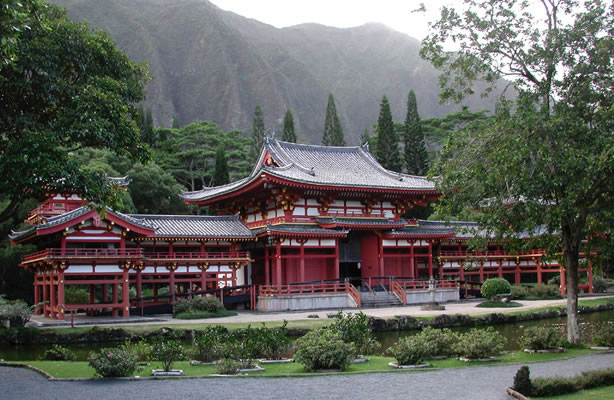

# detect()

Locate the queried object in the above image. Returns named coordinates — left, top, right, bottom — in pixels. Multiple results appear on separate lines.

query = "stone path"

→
left=30, top=295, right=612, bottom=328
left=2, top=353, right=614, bottom=399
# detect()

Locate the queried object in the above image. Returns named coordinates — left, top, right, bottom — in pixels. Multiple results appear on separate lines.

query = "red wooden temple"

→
left=11, top=139, right=593, bottom=319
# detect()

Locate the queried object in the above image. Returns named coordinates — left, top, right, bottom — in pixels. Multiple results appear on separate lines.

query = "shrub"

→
left=510, top=285, right=529, bottom=299
left=250, top=322, right=291, bottom=360
left=520, top=326, right=566, bottom=350
left=452, top=327, right=506, bottom=359
left=530, top=284, right=560, bottom=298
left=0, top=296, right=37, bottom=327
left=151, top=340, right=185, bottom=371
left=531, top=376, right=578, bottom=397
left=513, top=366, right=532, bottom=396
left=88, top=347, right=138, bottom=377
left=480, top=278, right=511, bottom=300
left=193, top=326, right=228, bottom=362
left=124, top=340, right=151, bottom=362
left=548, top=275, right=561, bottom=286
left=388, top=335, right=426, bottom=366
left=172, top=298, right=192, bottom=315
left=417, top=327, right=457, bottom=358
left=44, top=345, right=76, bottom=361
left=593, top=322, right=614, bottom=347
left=64, top=286, right=90, bottom=304
left=294, top=328, right=355, bottom=371
left=216, top=358, right=241, bottom=375
left=330, top=311, right=380, bottom=355
left=173, top=295, right=224, bottom=316
left=592, top=276, right=610, bottom=293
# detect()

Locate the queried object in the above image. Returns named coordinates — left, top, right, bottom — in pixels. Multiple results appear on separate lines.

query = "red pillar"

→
left=111, top=279, right=118, bottom=317
left=122, top=267, right=130, bottom=318
left=587, top=262, right=594, bottom=294
left=560, top=267, right=567, bottom=295
left=409, top=242, right=415, bottom=278
left=333, top=238, right=340, bottom=280
left=427, top=241, right=433, bottom=278
left=43, top=271, right=50, bottom=317
left=275, top=240, right=282, bottom=285
left=169, top=266, right=176, bottom=303
left=200, top=266, right=207, bottom=291
left=515, top=266, right=521, bottom=284
left=537, top=262, right=543, bottom=284
left=378, top=236, right=384, bottom=277
left=299, top=243, right=305, bottom=283
left=57, top=269, right=65, bottom=320
left=33, top=273, right=40, bottom=314
left=49, top=271, right=57, bottom=319
left=264, top=244, right=270, bottom=285
left=136, top=269, right=142, bottom=299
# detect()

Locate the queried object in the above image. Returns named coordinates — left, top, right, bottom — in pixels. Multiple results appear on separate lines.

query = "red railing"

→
left=143, top=251, right=250, bottom=260
left=439, top=249, right=547, bottom=258
left=259, top=282, right=351, bottom=297
left=22, top=249, right=251, bottom=264
left=27, top=202, right=82, bottom=219
left=391, top=280, right=407, bottom=305
left=392, top=278, right=458, bottom=290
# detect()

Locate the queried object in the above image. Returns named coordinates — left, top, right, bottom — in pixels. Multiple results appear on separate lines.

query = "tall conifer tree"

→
left=404, top=90, right=429, bottom=175
left=250, top=105, right=265, bottom=161
left=213, top=144, right=230, bottom=186
left=375, top=95, right=401, bottom=172
left=282, top=109, right=297, bottom=142
left=322, top=94, right=344, bottom=146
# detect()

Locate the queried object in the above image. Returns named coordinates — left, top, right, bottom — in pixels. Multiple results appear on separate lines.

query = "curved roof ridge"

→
left=130, top=214, right=241, bottom=221
left=357, top=146, right=407, bottom=181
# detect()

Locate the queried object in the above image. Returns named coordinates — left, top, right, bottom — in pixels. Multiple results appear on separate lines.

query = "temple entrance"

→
left=339, top=262, right=360, bottom=286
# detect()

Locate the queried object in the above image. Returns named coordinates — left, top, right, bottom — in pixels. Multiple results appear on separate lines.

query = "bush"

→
left=88, top=346, right=138, bottom=377
left=513, top=366, right=532, bottom=396
left=593, top=322, right=614, bottom=347
left=294, top=328, right=355, bottom=371
left=531, top=376, right=578, bottom=397
left=520, top=326, right=566, bottom=350
left=510, top=285, right=529, bottom=299
left=151, top=340, right=185, bottom=371
left=388, top=335, right=426, bottom=366
left=452, top=327, right=506, bottom=359
left=250, top=322, right=291, bottom=360
left=124, top=340, right=151, bottom=362
left=548, top=275, right=561, bottom=286
left=216, top=358, right=241, bottom=375
left=173, top=295, right=224, bottom=316
left=480, top=278, right=511, bottom=300
left=193, top=326, right=228, bottom=363
left=44, top=345, right=76, bottom=361
left=0, top=296, right=37, bottom=327
left=530, top=284, right=560, bottom=298
left=64, top=286, right=90, bottom=304
left=417, top=327, right=456, bottom=358
left=592, top=276, right=611, bottom=293
left=330, top=311, right=380, bottom=355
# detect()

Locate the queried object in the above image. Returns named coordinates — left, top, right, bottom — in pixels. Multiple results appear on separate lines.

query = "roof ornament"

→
left=309, top=167, right=315, bottom=176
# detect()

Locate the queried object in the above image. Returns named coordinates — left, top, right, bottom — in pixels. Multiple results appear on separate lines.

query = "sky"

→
left=207, top=0, right=457, bottom=41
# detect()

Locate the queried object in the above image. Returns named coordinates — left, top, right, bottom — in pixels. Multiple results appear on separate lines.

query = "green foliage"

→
left=212, top=145, right=230, bottom=186
left=0, top=296, right=36, bottom=327
left=294, top=328, right=355, bottom=371
left=592, top=277, right=612, bottom=293
left=421, top=108, right=492, bottom=147
left=404, top=90, right=429, bottom=175
left=322, top=94, right=344, bottom=146
left=173, top=296, right=224, bottom=315
left=151, top=339, right=185, bottom=371
left=64, top=286, right=90, bottom=305
left=593, top=323, right=614, bottom=348
left=216, top=358, right=241, bottom=375
left=0, top=4, right=149, bottom=223
left=416, top=327, right=457, bottom=358
left=330, top=311, right=380, bottom=355
left=480, top=278, right=511, bottom=300
left=388, top=335, right=426, bottom=366
left=44, top=345, right=76, bottom=361
left=529, top=368, right=614, bottom=397
left=193, top=326, right=228, bottom=362
left=123, top=340, right=151, bottom=362
left=510, top=285, right=529, bottom=299
left=250, top=105, right=265, bottom=161
left=530, top=284, right=561, bottom=298
left=282, top=109, right=297, bottom=143
left=375, top=95, right=401, bottom=172
left=88, top=346, right=138, bottom=377
left=250, top=321, right=291, bottom=360
left=520, top=326, right=566, bottom=350
left=0, top=0, right=46, bottom=67
left=452, top=328, right=506, bottom=359
left=513, top=366, right=532, bottom=396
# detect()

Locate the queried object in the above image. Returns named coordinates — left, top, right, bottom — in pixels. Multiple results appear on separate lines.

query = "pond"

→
left=1, top=310, right=613, bottom=361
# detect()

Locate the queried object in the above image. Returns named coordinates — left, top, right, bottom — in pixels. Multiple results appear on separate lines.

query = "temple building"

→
left=11, top=138, right=593, bottom=319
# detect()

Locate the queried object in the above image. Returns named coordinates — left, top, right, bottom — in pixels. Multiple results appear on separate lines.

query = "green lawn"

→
left=17, top=347, right=600, bottom=379
left=535, top=385, right=614, bottom=399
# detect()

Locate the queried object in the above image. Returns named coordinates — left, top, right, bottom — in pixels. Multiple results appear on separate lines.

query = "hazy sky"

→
left=208, top=0, right=456, bottom=40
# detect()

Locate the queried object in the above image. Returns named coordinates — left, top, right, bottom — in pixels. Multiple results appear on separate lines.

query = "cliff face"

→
left=53, top=0, right=500, bottom=144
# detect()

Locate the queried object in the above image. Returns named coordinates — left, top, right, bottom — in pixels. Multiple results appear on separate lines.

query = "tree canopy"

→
left=375, top=95, right=402, bottom=172
left=250, top=105, right=265, bottom=161
left=0, top=3, right=149, bottom=224
left=282, top=109, right=297, bottom=143
left=322, top=94, right=345, bottom=146
left=422, top=0, right=614, bottom=342
left=403, top=90, right=429, bottom=175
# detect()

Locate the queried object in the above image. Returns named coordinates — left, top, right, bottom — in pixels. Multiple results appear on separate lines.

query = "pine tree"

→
left=375, top=95, right=401, bottom=172
left=142, top=107, right=155, bottom=146
left=282, top=109, right=297, bottom=142
left=250, top=105, right=265, bottom=161
left=322, top=93, right=344, bottom=146
left=213, top=144, right=230, bottom=186
left=172, top=115, right=179, bottom=129
left=404, top=90, right=429, bottom=175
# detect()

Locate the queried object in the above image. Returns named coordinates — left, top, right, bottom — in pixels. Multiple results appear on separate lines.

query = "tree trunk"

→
left=561, top=222, right=581, bottom=343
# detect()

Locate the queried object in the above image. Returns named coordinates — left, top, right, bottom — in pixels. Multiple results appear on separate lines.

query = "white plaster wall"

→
left=257, top=294, right=357, bottom=311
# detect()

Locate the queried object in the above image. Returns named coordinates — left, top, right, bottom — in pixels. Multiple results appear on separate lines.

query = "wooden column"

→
left=136, top=268, right=142, bottom=299
left=378, top=236, right=384, bottom=277
left=275, top=240, right=282, bottom=285
left=122, top=267, right=130, bottom=318
left=33, top=273, right=40, bottom=314
left=560, top=267, right=567, bottom=295
left=43, top=271, right=50, bottom=317
left=537, top=261, right=543, bottom=284
left=200, top=265, right=207, bottom=291
left=515, top=266, right=521, bottom=285
left=333, top=238, right=340, bottom=280
left=409, top=242, right=415, bottom=278
left=459, top=261, right=464, bottom=281
left=57, top=269, right=65, bottom=320
left=427, top=241, right=433, bottom=278
left=299, top=242, right=305, bottom=283
left=169, top=266, right=176, bottom=303
left=264, top=244, right=270, bottom=285
left=49, top=271, right=57, bottom=319
left=102, top=284, right=108, bottom=303
left=111, top=279, right=118, bottom=317
left=587, top=262, right=593, bottom=294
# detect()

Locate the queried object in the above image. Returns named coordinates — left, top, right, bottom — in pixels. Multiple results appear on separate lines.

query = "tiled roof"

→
left=384, top=220, right=459, bottom=237
left=180, top=138, right=436, bottom=203
left=254, top=223, right=349, bottom=237
left=317, top=216, right=407, bottom=228
left=129, top=214, right=255, bottom=239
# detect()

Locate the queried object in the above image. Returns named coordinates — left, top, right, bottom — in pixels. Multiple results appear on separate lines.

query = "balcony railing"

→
left=143, top=251, right=251, bottom=260
left=439, top=249, right=547, bottom=258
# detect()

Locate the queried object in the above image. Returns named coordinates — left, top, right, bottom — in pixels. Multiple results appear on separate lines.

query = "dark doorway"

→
left=340, top=262, right=360, bottom=286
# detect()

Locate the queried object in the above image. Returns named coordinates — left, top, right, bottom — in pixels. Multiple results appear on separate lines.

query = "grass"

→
left=16, top=347, right=600, bottom=379
left=476, top=301, right=523, bottom=308
left=535, top=385, right=614, bottom=399
left=174, top=309, right=237, bottom=319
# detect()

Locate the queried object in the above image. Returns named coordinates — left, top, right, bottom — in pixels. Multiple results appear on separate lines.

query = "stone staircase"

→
left=360, top=290, right=403, bottom=308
